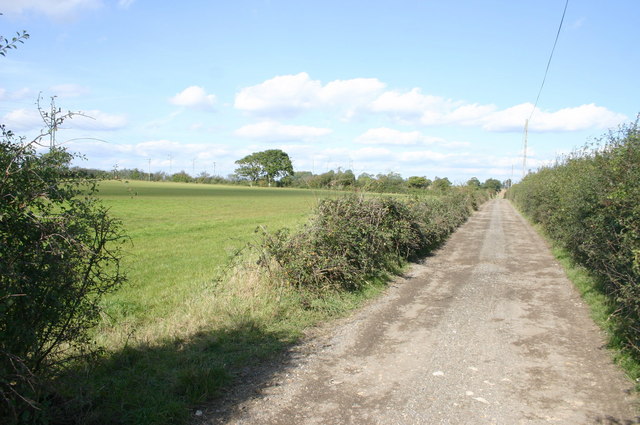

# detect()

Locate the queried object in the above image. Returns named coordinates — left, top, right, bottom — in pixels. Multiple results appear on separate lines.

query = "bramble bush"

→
left=508, top=118, right=640, bottom=359
left=259, top=189, right=487, bottom=292
left=0, top=124, right=126, bottom=423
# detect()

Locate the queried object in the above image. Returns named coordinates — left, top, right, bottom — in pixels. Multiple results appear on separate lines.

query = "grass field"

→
left=61, top=181, right=381, bottom=424
left=96, top=180, right=326, bottom=332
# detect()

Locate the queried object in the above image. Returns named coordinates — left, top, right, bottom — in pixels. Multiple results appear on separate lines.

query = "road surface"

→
left=200, top=199, right=639, bottom=424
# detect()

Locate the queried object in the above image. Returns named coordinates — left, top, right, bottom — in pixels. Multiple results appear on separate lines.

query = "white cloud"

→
left=234, top=73, right=626, bottom=133
left=2, top=108, right=42, bottom=131
left=355, top=127, right=445, bottom=146
left=130, top=140, right=228, bottom=158
left=130, top=139, right=182, bottom=156
left=234, top=72, right=385, bottom=118
left=235, top=73, right=322, bottom=115
left=442, top=103, right=497, bottom=126
left=0, top=0, right=102, bottom=20
left=397, top=150, right=457, bottom=162
left=481, top=103, right=627, bottom=132
left=370, top=88, right=454, bottom=118
left=319, top=78, right=386, bottom=104
left=65, top=138, right=232, bottom=173
left=70, top=110, right=127, bottom=130
left=144, top=110, right=182, bottom=129
left=278, top=144, right=532, bottom=181
left=235, top=120, right=332, bottom=141
left=479, top=103, right=531, bottom=132
left=50, top=83, right=90, bottom=98
left=530, top=104, right=627, bottom=132
left=368, top=89, right=496, bottom=127
left=2, top=107, right=125, bottom=133
left=170, top=86, right=216, bottom=110
left=352, top=146, right=393, bottom=160
left=0, top=87, right=36, bottom=101
left=370, top=88, right=625, bottom=132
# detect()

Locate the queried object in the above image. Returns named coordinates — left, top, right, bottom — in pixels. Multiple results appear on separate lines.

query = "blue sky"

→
left=1, top=0, right=638, bottom=183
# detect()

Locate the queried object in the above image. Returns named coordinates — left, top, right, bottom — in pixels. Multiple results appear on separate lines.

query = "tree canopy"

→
left=432, top=177, right=452, bottom=191
left=466, top=177, right=481, bottom=188
left=234, top=149, right=294, bottom=186
left=407, top=176, right=431, bottom=189
left=482, top=178, right=503, bottom=193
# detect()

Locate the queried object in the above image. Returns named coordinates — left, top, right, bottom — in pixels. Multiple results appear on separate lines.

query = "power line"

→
left=523, top=0, right=569, bottom=178
left=529, top=0, right=569, bottom=121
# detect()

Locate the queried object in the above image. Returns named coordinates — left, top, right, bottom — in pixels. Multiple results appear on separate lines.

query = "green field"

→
left=97, top=181, right=326, bottom=330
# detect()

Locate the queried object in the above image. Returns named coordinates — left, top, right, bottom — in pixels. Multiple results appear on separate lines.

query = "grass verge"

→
left=57, top=256, right=392, bottom=425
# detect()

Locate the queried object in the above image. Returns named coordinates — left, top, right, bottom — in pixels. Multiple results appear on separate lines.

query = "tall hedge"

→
left=508, top=119, right=640, bottom=358
left=259, top=189, right=487, bottom=292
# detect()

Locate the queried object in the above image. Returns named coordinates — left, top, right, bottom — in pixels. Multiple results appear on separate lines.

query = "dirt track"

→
left=201, top=199, right=639, bottom=424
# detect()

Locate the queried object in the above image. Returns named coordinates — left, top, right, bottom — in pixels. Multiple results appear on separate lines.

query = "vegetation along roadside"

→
left=507, top=117, right=640, bottom=389
left=56, top=184, right=488, bottom=425
left=2, top=160, right=492, bottom=425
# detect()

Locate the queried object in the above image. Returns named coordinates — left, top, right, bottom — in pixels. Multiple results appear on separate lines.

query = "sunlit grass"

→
left=95, top=181, right=327, bottom=335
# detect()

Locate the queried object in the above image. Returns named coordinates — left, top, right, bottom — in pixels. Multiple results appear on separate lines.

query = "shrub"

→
left=259, top=190, right=486, bottom=292
left=0, top=125, right=126, bottom=423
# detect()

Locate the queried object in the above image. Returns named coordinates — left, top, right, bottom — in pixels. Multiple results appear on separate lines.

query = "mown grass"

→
left=56, top=181, right=391, bottom=424
left=95, top=180, right=327, bottom=331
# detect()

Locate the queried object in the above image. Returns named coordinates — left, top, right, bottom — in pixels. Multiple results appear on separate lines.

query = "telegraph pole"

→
left=522, top=119, right=529, bottom=178
left=147, top=158, right=151, bottom=181
left=511, top=164, right=514, bottom=188
left=49, top=97, right=56, bottom=149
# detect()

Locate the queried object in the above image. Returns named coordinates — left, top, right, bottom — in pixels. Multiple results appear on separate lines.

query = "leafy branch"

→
left=0, top=14, right=29, bottom=57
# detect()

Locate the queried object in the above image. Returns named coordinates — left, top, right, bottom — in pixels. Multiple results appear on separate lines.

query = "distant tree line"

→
left=75, top=148, right=506, bottom=194
left=78, top=165, right=504, bottom=194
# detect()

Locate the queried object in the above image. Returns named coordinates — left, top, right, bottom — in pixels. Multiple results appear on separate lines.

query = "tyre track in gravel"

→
left=200, top=199, right=639, bottom=424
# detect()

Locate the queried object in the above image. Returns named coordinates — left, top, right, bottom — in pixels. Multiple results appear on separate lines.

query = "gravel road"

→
left=200, top=199, right=639, bottom=424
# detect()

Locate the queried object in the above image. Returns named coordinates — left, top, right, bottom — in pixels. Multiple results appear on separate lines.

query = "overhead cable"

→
left=529, top=0, right=569, bottom=121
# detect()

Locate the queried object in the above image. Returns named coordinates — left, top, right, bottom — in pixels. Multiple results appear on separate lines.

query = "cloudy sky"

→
left=1, top=0, right=638, bottom=182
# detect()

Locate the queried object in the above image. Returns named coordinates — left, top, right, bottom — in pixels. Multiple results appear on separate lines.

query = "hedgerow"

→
left=0, top=124, right=126, bottom=424
left=508, top=118, right=640, bottom=360
left=258, top=189, right=487, bottom=292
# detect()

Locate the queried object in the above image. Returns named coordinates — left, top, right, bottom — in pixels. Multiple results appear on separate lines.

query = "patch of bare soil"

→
left=196, top=199, right=639, bottom=424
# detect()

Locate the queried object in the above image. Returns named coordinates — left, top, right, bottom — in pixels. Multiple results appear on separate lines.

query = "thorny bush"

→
left=259, top=190, right=485, bottom=293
